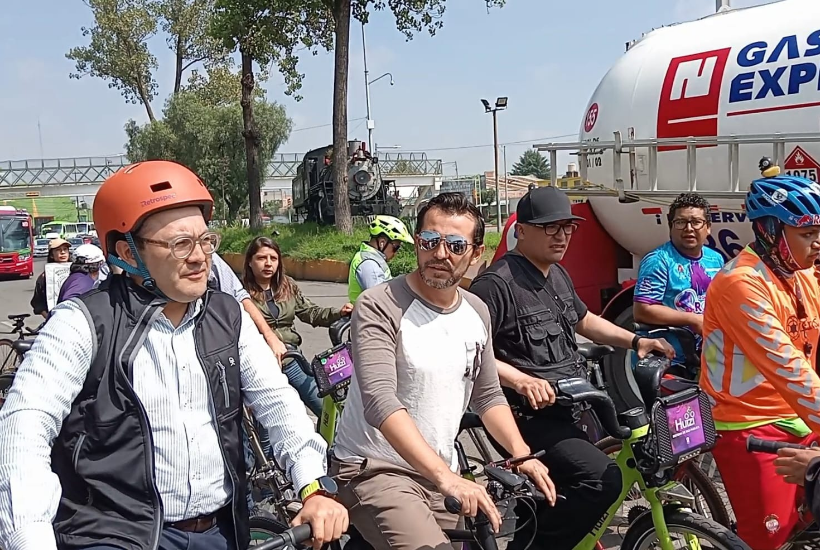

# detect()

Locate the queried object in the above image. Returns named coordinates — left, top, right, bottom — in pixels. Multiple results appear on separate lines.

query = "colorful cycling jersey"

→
left=700, top=247, right=820, bottom=434
left=634, top=241, right=724, bottom=360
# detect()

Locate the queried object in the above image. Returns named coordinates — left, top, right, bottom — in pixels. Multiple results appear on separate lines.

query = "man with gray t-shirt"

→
left=331, top=193, right=557, bottom=550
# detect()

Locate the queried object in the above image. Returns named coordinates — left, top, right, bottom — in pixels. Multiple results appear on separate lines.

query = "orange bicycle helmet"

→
left=94, top=160, right=214, bottom=257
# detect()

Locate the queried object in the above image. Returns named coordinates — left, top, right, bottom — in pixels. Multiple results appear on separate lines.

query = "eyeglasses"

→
left=531, top=223, right=579, bottom=236
left=671, top=218, right=708, bottom=230
left=135, top=231, right=221, bottom=260
left=417, top=230, right=474, bottom=256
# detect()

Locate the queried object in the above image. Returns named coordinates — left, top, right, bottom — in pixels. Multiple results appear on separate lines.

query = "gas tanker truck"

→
left=492, top=0, right=820, bottom=334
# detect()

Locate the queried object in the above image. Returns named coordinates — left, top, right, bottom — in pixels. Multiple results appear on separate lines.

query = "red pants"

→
left=712, top=424, right=817, bottom=550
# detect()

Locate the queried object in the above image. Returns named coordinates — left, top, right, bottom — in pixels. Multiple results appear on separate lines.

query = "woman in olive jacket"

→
left=242, top=236, right=353, bottom=416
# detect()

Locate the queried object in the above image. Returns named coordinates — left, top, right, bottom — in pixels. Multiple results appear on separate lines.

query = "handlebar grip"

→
left=746, top=435, right=810, bottom=454
left=444, top=496, right=462, bottom=514
left=555, top=378, right=632, bottom=440
left=254, top=523, right=313, bottom=550
left=281, top=349, right=313, bottom=377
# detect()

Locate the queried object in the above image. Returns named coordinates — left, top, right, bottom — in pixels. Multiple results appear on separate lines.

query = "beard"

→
left=419, top=259, right=468, bottom=289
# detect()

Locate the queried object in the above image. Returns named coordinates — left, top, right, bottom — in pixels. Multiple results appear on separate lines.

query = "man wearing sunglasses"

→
left=633, top=193, right=724, bottom=364
left=469, top=186, right=674, bottom=550
left=332, top=192, right=556, bottom=550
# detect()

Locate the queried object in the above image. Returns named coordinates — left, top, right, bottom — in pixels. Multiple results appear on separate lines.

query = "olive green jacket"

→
left=251, top=278, right=342, bottom=347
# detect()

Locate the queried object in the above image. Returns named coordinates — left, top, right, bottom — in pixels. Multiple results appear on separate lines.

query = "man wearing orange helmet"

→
left=0, top=160, right=346, bottom=550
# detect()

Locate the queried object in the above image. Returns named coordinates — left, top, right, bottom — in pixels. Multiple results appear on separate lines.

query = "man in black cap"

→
left=470, top=186, right=673, bottom=550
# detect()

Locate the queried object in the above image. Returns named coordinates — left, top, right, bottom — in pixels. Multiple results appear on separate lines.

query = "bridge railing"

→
left=0, top=151, right=443, bottom=186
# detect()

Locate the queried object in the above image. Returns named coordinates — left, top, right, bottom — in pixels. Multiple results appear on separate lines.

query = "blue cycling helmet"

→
left=745, top=174, right=820, bottom=227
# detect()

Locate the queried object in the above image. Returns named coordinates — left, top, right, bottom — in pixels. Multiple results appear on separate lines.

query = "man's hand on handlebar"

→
left=437, top=471, right=502, bottom=534
left=774, top=447, right=820, bottom=485
left=636, top=336, right=675, bottom=360
left=511, top=371, right=555, bottom=409
left=291, top=495, right=349, bottom=550
left=515, top=458, right=557, bottom=506
left=339, top=303, right=354, bottom=316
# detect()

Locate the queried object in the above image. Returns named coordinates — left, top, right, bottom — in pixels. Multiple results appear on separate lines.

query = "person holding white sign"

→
left=30, top=238, right=71, bottom=318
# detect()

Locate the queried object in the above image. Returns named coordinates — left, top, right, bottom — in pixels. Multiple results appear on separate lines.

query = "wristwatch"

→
left=631, top=334, right=643, bottom=351
left=300, top=475, right=339, bottom=503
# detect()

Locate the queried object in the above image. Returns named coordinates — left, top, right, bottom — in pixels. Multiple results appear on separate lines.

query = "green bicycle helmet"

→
left=369, top=215, right=413, bottom=244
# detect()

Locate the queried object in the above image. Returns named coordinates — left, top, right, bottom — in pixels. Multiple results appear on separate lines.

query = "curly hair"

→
left=667, top=193, right=712, bottom=227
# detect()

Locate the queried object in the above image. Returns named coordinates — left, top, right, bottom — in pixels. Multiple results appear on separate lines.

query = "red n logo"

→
left=657, top=48, right=731, bottom=151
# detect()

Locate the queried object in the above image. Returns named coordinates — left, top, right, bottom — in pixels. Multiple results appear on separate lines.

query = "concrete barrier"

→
left=223, top=253, right=488, bottom=287
left=221, top=253, right=350, bottom=283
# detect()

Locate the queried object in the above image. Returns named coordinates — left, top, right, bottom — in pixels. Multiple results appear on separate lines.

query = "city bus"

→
left=0, top=206, right=34, bottom=278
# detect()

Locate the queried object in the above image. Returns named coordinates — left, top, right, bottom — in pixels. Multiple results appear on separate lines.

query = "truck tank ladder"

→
left=533, top=131, right=820, bottom=203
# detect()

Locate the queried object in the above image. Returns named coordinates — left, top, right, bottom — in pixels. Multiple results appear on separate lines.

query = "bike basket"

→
left=646, top=385, right=716, bottom=471
left=311, top=342, right=354, bottom=401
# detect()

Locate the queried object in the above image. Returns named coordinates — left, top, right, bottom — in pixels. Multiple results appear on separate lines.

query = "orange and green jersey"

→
left=700, top=247, right=820, bottom=436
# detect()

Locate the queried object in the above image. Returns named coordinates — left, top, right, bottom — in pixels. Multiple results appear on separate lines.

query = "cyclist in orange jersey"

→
left=700, top=158, right=820, bottom=550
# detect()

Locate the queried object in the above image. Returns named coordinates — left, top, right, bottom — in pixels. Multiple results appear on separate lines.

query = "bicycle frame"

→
left=318, top=395, right=344, bottom=446
left=578, top=424, right=698, bottom=550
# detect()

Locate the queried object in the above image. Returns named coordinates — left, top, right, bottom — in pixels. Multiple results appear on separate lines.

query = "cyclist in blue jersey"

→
left=633, top=193, right=725, bottom=363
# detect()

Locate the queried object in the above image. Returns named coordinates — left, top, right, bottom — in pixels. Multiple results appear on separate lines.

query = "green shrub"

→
left=217, top=222, right=503, bottom=275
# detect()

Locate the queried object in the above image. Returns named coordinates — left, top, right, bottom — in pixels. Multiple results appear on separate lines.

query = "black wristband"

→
left=631, top=334, right=642, bottom=351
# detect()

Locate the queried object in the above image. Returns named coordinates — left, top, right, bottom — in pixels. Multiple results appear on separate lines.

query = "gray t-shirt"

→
left=334, top=275, right=506, bottom=472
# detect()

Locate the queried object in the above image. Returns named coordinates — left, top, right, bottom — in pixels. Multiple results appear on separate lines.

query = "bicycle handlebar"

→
left=746, top=435, right=813, bottom=455
left=329, top=316, right=352, bottom=347
left=253, top=523, right=312, bottom=550
left=554, top=378, right=632, bottom=440
left=281, top=347, right=313, bottom=377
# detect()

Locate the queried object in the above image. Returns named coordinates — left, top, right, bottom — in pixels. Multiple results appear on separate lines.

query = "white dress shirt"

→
left=0, top=293, right=326, bottom=550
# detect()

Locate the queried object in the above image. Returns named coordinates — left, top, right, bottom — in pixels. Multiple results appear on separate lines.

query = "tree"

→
left=66, top=0, right=160, bottom=121
left=511, top=150, right=551, bottom=180
left=125, top=91, right=293, bottom=221
left=211, top=0, right=332, bottom=230
left=323, top=0, right=506, bottom=234
left=67, top=0, right=235, bottom=121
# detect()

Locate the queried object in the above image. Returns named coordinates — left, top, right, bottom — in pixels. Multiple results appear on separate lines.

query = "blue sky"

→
left=0, top=0, right=773, bottom=175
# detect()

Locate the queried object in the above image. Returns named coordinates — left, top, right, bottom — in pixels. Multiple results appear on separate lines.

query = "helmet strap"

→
left=108, top=232, right=170, bottom=301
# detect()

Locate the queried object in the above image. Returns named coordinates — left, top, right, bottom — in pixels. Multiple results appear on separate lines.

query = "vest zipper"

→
left=72, top=433, right=86, bottom=470
left=217, top=362, right=230, bottom=408
left=118, top=305, right=165, bottom=550
left=195, top=322, right=241, bottom=550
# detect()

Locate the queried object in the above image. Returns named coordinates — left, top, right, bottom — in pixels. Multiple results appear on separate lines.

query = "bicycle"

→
left=0, top=313, right=41, bottom=409
left=744, top=434, right=820, bottom=549
left=461, top=338, right=732, bottom=529
left=0, top=313, right=39, bottom=374
left=344, top=376, right=747, bottom=550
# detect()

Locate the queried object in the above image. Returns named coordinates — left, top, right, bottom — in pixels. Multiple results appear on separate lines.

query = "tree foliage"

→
left=511, top=150, right=551, bottom=180
left=66, top=0, right=160, bottom=121
left=125, top=92, right=293, bottom=221
left=211, top=0, right=333, bottom=230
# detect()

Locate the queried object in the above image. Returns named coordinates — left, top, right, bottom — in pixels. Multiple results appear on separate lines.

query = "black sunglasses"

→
left=417, top=230, right=474, bottom=256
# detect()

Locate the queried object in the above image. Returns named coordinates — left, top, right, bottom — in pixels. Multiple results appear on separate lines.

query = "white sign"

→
left=45, top=263, right=72, bottom=311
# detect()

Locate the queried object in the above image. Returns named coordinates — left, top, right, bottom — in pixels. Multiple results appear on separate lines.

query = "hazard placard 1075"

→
left=784, top=146, right=820, bottom=182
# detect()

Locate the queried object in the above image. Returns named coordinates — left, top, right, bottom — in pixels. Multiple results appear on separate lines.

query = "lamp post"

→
left=362, top=22, right=394, bottom=152
left=481, top=97, right=507, bottom=231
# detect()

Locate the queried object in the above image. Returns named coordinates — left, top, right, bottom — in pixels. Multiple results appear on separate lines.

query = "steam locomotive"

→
left=291, top=140, right=402, bottom=225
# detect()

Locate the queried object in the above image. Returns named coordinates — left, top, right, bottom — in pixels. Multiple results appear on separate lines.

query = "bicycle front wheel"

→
left=0, top=339, right=17, bottom=374
left=621, top=508, right=750, bottom=550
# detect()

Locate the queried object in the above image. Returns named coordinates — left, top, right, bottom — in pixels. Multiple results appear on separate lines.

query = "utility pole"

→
left=503, top=145, right=508, bottom=221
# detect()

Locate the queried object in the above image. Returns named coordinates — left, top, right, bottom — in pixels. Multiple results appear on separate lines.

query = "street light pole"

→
left=492, top=110, right=501, bottom=231
left=481, top=97, right=507, bottom=231
left=362, top=21, right=374, bottom=152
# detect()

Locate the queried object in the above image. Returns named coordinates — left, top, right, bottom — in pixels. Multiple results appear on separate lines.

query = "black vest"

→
left=49, top=275, right=250, bottom=550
